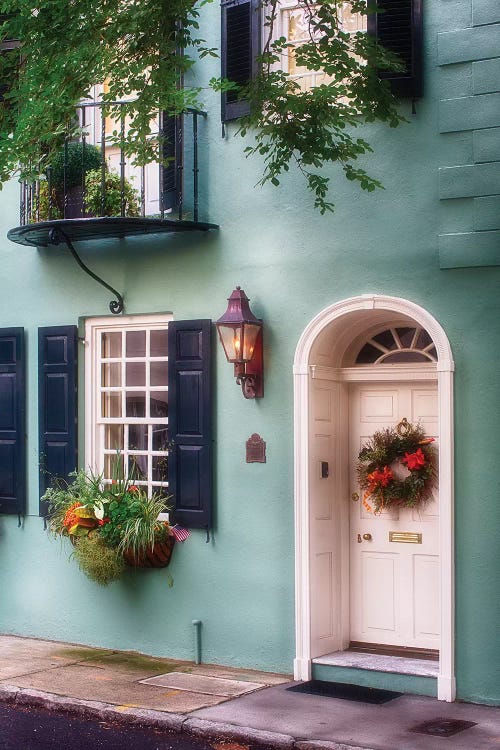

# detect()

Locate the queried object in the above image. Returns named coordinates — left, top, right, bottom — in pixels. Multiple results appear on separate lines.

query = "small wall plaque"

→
left=246, top=433, right=266, bottom=463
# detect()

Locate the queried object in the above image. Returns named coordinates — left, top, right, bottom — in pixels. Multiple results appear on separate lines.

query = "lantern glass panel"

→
left=217, top=323, right=243, bottom=363
left=242, top=323, right=261, bottom=361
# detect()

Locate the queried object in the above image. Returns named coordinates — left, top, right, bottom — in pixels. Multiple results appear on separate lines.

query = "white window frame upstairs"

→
left=85, top=314, right=173, bottom=496
left=273, top=0, right=367, bottom=91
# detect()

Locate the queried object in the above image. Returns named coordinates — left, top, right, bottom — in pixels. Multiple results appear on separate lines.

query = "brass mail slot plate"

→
left=389, top=531, right=422, bottom=544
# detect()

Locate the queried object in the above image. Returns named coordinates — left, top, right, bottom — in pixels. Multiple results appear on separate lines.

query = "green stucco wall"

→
left=0, top=0, right=499, bottom=706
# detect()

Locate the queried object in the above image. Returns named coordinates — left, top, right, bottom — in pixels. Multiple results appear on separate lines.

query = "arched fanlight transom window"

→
left=355, top=326, right=437, bottom=365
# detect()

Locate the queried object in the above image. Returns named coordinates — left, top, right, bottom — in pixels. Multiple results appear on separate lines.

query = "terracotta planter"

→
left=123, top=536, right=175, bottom=568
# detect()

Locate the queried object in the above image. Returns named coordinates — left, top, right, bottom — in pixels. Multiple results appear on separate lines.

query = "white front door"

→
left=349, top=382, right=440, bottom=651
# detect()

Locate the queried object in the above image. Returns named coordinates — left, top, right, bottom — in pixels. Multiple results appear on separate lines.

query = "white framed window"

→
left=85, top=314, right=173, bottom=496
left=275, top=1, right=366, bottom=91
left=355, top=326, right=438, bottom=365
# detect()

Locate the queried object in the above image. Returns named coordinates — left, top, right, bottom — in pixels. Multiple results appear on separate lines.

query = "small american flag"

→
left=171, top=525, right=191, bottom=542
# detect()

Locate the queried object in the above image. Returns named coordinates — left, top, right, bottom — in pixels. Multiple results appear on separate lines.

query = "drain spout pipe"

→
left=192, top=620, right=202, bottom=664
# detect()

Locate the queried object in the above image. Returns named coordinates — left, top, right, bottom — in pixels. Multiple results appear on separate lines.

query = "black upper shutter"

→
left=0, top=328, right=25, bottom=515
left=0, top=14, right=20, bottom=102
left=162, top=113, right=183, bottom=215
left=168, top=320, right=212, bottom=529
left=221, top=0, right=260, bottom=122
left=368, top=0, right=423, bottom=98
left=39, top=326, right=78, bottom=517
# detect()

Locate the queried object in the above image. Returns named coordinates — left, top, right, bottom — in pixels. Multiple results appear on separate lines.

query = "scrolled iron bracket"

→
left=48, top=228, right=124, bottom=314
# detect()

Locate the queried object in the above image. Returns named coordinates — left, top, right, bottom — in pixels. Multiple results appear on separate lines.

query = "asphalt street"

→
left=0, top=703, right=263, bottom=750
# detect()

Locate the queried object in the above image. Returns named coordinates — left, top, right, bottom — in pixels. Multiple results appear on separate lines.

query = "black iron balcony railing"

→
left=8, top=99, right=218, bottom=314
left=16, top=99, right=214, bottom=231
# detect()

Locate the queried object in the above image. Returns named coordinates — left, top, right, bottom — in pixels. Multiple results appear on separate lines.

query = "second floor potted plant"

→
left=31, top=143, right=141, bottom=222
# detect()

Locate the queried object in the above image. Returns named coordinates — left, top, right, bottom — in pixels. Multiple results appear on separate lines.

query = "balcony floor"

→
left=7, top=217, right=219, bottom=247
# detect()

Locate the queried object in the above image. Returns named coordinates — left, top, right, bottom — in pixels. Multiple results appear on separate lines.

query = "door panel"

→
left=309, top=379, right=347, bottom=657
left=413, top=554, right=440, bottom=639
left=349, top=382, right=439, bottom=650
left=362, top=552, right=398, bottom=634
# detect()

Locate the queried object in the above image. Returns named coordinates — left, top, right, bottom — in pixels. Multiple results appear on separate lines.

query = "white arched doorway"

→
left=293, top=295, right=455, bottom=702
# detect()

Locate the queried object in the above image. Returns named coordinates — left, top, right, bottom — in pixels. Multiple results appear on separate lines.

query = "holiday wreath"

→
left=357, top=418, right=436, bottom=513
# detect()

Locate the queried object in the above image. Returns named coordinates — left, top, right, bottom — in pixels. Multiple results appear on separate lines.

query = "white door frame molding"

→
left=293, top=294, right=456, bottom=702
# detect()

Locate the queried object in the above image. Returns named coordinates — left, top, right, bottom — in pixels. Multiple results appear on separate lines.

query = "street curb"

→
left=184, top=717, right=295, bottom=748
left=0, top=684, right=374, bottom=750
left=297, top=742, right=376, bottom=750
left=0, top=685, right=184, bottom=731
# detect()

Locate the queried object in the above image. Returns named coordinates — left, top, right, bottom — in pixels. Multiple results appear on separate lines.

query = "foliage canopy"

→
left=0, top=0, right=404, bottom=212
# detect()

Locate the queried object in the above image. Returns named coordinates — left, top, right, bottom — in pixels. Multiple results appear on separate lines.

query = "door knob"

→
left=362, top=533, right=372, bottom=541
left=351, top=492, right=359, bottom=502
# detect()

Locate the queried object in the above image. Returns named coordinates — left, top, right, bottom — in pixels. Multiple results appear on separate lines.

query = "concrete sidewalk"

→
left=1, top=635, right=499, bottom=750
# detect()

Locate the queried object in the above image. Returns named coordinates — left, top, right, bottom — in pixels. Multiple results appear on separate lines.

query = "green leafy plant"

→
left=43, top=468, right=174, bottom=585
left=49, top=142, right=102, bottom=191
left=0, top=1, right=403, bottom=211
left=84, top=169, right=141, bottom=217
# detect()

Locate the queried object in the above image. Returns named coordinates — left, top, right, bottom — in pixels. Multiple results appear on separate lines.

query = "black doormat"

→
left=286, top=680, right=403, bottom=704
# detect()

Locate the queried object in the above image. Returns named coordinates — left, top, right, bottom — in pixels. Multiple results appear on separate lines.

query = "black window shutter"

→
left=221, top=0, right=260, bottom=122
left=39, top=326, right=78, bottom=517
left=0, top=328, right=25, bottom=515
left=368, top=0, right=423, bottom=99
left=162, top=113, right=183, bottom=215
left=0, top=14, right=20, bottom=102
left=168, top=319, right=212, bottom=529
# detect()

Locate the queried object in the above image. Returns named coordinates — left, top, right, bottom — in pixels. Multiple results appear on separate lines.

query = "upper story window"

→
left=221, top=0, right=423, bottom=121
left=278, top=1, right=366, bottom=91
left=355, top=326, right=437, bottom=364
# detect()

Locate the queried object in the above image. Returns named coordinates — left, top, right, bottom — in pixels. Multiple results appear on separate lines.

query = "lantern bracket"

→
left=233, top=328, right=263, bottom=399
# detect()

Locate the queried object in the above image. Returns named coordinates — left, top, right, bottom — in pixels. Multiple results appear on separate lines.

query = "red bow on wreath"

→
left=402, top=448, right=426, bottom=471
left=367, top=466, right=394, bottom=491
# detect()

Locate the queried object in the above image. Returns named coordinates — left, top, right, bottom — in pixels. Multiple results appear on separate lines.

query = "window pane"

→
left=126, top=392, right=145, bottom=418
left=152, top=427, right=169, bottom=452
left=102, top=392, right=122, bottom=417
left=150, top=329, right=168, bottom=357
left=383, top=351, right=429, bottom=363
left=101, top=331, right=121, bottom=358
left=340, top=3, right=366, bottom=32
left=126, top=362, right=146, bottom=386
left=152, top=455, right=169, bottom=482
left=286, top=8, right=309, bottom=42
left=372, top=330, right=397, bottom=350
left=150, top=361, right=168, bottom=387
left=101, top=362, right=122, bottom=387
left=128, top=424, right=148, bottom=451
left=150, top=391, right=168, bottom=418
left=356, top=343, right=382, bottom=364
left=396, top=327, right=416, bottom=348
left=126, top=330, right=146, bottom=357
left=128, top=454, right=147, bottom=481
left=416, top=329, right=433, bottom=349
left=104, top=424, right=124, bottom=450
left=104, top=453, right=123, bottom=481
